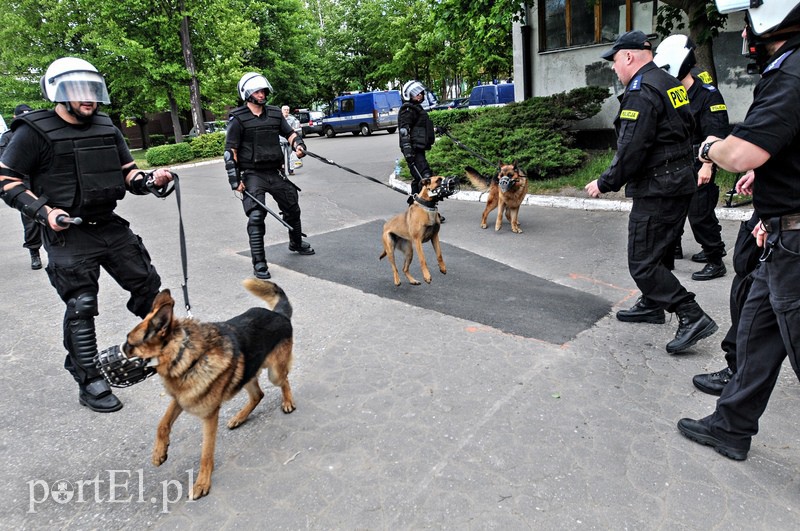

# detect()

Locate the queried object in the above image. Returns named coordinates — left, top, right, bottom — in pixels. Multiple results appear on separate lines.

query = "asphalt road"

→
left=2, top=132, right=799, bottom=529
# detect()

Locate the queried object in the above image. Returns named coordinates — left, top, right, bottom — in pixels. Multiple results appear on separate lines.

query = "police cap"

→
left=601, top=30, right=654, bottom=61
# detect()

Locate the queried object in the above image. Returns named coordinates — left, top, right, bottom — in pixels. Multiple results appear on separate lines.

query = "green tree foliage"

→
left=427, top=87, right=611, bottom=179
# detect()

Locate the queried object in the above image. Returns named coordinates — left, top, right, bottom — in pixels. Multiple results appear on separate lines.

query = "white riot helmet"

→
left=654, top=35, right=697, bottom=80
left=402, top=80, right=426, bottom=102
left=238, top=72, right=272, bottom=104
left=40, top=57, right=110, bottom=104
left=716, top=0, right=800, bottom=35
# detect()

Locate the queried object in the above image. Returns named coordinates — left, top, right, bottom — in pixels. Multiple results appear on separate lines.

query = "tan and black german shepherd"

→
left=465, top=163, right=528, bottom=233
left=122, top=279, right=295, bottom=500
left=379, top=176, right=447, bottom=286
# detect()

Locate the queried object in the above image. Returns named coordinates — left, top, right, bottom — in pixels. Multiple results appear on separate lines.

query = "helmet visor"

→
left=51, top=71, right=110, bottom=104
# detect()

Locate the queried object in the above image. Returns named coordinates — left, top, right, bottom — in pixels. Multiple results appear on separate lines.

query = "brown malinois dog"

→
left=121, top=278, right=295, bottom=499
left=465, top=163, right=527, bottom=233
left=379, top=176, right=448, bottom=286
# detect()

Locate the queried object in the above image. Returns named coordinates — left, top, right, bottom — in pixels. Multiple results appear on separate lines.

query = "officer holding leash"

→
left=398, top=80, right=435, bottom=198
left=585, top=30, right=718, bottom=354
left=225, top=72, right=313, bottom=281
left=678, top=0, right=800, bottom=461
left=0, top=57, right=174, bottom=413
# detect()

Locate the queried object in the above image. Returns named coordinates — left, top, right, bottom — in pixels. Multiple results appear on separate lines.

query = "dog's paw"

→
left=227, top=417, right=246, bottom=429
left=282, top=401, right=296, bottom=414
left=480, top=223, right=488, bottom=229
left=152, top=446, right=168, bottom=467
left=190, top=481, right=211, bottom=500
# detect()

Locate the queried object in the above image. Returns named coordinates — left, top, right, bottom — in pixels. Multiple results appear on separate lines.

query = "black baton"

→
left=242, top=190, right=295, bottom=232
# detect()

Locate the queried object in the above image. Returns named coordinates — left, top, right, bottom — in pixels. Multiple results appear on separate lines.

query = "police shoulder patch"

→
left=764, top=49, right=796, bottom=73
left=628, top=75, right=643, bottom=91
left=697, top=71, right=714, bottom=84
left=620, top=110, right=639, bottom=120
left=709, top=104, right=727, bottom=112
left=667, top=86, right=689, bottom=109
left=701, top=83, right=717, bottom=92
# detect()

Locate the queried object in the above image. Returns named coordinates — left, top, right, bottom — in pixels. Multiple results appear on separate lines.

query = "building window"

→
left=539, top=0, right=635, bottom=52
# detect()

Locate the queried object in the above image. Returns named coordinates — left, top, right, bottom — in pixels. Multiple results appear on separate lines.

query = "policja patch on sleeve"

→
left=710, top=104, right=727, bottom=112
left=620, top=110, right=639, bottom=120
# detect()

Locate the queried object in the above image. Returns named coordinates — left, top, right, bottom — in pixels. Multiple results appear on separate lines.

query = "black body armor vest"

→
left=229, top=105, right=284, bottom=169
left=15, top=110, right=125, bottom=217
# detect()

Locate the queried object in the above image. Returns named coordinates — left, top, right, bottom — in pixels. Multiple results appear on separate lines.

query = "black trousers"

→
left=704, top=229, right=800, bottom=450
left=686, top=181, right=726, bottom=262
left=21, top=213, right=41, bottom=250
left=628, top=195, right=694, bottom=312
left=42, top=215, right=162, bottom=383
left=241, top=169, right=302, bottom=241
left=407, top=151, right=431, bottom=195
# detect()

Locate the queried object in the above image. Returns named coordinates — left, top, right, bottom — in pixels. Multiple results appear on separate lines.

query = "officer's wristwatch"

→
left=700, top=140, right=720, bottom=163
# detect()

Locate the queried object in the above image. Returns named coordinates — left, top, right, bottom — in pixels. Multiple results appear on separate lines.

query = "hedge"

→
left=189, top=131, right=226, bottom=159
left=145, top=142, right=195, bottom=166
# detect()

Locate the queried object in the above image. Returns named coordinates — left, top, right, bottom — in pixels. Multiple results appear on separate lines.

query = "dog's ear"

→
left=421, top=177, right=432, bottom=188
left=149, top=290, right=175, bottom=338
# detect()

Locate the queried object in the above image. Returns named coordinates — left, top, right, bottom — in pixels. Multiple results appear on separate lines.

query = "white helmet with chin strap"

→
left=238, top=72, right=273, bottom=104
left=402, top=80, right=426, bottom=102
left=654, top=35, right=697, bottom=80
left=40, top=57, right=110, bottom=104
left=716, top=0, right=800, bottom=35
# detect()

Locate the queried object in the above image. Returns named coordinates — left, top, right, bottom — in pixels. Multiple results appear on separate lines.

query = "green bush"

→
left=428, top=86, right=610, bottom=180
left=149, top=134, right=167, bottom=147
left=145, top=143, right=195, bottom=166
left=189, top=131, right=225, bottom=159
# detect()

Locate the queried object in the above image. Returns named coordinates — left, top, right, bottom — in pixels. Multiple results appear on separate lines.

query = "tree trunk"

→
left=179, top=1, right=205, bottom=136
left=168, top=91, right=184, bottom=143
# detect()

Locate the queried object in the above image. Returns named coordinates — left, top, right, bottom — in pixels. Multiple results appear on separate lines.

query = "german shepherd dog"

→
left=379, top=176, right=448, bottom=286
left=465, top=163, right=528, bottom=233
left=122, top=279, right=295, bottom=500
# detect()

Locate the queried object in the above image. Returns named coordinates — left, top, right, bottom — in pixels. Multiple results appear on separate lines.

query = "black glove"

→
left=224, top=149, right=239, bottom=189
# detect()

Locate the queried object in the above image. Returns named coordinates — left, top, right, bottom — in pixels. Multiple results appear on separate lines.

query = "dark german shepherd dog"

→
left=122, top=278, right=295, bottom=499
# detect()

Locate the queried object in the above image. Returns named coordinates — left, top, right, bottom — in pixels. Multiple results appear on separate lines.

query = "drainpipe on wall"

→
left=521, top=2, right=533, bottom=100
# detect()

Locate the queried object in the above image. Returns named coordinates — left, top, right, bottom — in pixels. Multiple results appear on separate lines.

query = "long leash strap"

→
left=171, top=173, right=192, bottom=317
left=441, top=130, right=500, bottom=172
left=303, top=149, right=407, bottom=195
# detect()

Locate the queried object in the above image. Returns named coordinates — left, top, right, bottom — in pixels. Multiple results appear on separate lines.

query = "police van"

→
left=468, top=83, right=515, bottom=108
left=322, top=90, right=402, bottom=137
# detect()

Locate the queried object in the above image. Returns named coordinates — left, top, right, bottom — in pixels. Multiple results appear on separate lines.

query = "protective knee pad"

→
left=64, top=293, right=100, bottom=383
left=247, top=209, right=267, bottom=263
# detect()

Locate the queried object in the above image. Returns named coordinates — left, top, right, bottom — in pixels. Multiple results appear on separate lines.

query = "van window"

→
left=497, top=84, right=515, bottom=104
left=341, top=98, right=355, bottom=113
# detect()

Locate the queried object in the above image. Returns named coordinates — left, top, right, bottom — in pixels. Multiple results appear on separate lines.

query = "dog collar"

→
left=413, top=194, right=438, bottom=210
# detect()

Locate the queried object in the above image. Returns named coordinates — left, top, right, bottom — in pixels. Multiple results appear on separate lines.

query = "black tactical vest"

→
left=229, top=105, right=284, bottom=169
left=15, top=110, right=125, bottom=217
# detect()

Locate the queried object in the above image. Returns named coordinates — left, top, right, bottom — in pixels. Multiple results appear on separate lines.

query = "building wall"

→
left=513, top=4, right=758, bottom=131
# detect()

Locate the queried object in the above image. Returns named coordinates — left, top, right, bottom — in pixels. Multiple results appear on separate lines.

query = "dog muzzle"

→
left=430, top=177, right=461, bottom=199
left=94, top=344, right=158, bottom=388
left=498, top=175, right=519, bottom=193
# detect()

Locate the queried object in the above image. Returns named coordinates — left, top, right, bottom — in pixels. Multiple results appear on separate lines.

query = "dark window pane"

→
left=571, top=0, right=595, bottom=46
left=601, top=0, right=625, bottom=42
left=545, top=0, right=567, bottom=50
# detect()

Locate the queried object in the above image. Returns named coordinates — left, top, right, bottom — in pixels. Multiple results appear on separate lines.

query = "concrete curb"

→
left=387, top=171, right=754, bottom=221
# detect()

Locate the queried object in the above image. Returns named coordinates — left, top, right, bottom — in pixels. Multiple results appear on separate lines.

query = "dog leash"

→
left=438, top=128, right=500, bottom=173
left=139, top=170, right=192, bottom=317
left=303, top=149, right=408, bottom=195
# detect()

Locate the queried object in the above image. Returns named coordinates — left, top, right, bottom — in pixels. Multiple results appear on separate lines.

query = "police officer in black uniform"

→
left=654, top=35, right=730, bottom=280
left=0, top=103, right=43, bottom=270
left=585, top=30, right=718, bottom=354
left=398, top=80, right=435, bottom=200
left=0, top=57, right=174, bottom=413
left=225, top=71, right=312, bottom=281
left=678, top=0, right=800, bottom=460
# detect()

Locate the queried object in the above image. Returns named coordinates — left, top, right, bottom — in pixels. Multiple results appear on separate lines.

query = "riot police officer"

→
left=585, top=30, right=718, bottom=354
left=678, top=0, right=800, bottom=460
left=398, top=80, right=436, bottom=200
left=225, top=72, right=313, bottom=281
left=0, top=57, right=174, bottom=412
left=654, top=35, right=730, bottom=281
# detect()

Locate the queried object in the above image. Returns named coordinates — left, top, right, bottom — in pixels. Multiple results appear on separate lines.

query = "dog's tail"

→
left=465, top=166, right=491, bottom=191
left=242, top=278, right=293, bottom=320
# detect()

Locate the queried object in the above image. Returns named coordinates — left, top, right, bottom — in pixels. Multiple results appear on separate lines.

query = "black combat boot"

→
left=692, top=367, right=734, bottom=396
left=691, top=261, right=727, bottom=281
left=30, top=249, right=42, bottom=270
left=289, top=240, right=315, bottom=255
left=616, top=297, right=665, bottom=324
left=253, top=262, right=271, bottom=279
left=288, top=219, right=315, bottom=255
left=666, top=300, right=718, bottom=353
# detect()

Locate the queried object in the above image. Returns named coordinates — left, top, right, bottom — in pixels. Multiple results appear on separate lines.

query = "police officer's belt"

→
left=762, top=213, right=800, bottom=232
left=646, top=155, right=693, bottom=177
